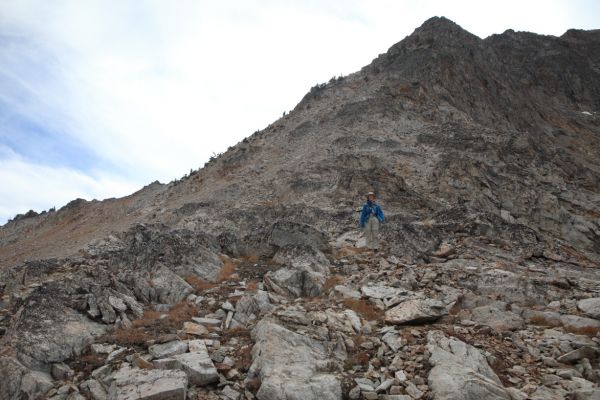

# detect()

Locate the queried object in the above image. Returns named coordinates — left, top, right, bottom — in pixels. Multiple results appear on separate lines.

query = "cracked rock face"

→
left=249, top=319, right=345, bottom=400
left=108, top=366, right=188, bottom=400
left=426, top=331, right=512, bottom=400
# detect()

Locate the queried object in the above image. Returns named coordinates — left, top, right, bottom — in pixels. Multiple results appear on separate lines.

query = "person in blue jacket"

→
left=360, top=191, right=384, bottom=250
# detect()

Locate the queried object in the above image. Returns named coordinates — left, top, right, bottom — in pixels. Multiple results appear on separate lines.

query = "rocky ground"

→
left=1, top=16, right=600, bottom=400
left=2, top=217, right=600, bottom=400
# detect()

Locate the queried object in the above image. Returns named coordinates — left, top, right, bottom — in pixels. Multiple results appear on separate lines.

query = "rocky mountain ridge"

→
left=1, top=16, right=600, bottom=400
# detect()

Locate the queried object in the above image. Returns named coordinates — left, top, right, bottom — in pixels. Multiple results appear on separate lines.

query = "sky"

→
left=0, top=0, right=598, bottom=224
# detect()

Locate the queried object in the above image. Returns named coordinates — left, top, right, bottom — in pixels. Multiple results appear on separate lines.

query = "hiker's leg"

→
left=365, top=218, right=374, bottom=248
left=372, top=218, right=380, bottom=249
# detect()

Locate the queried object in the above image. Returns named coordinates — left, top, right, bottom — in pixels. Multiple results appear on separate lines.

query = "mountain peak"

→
left=418, top=16, right=463, bottom=31
left=410, top=16, right=481, bottom=43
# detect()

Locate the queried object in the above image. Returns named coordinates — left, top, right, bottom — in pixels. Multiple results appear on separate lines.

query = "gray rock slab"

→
left=20, top=370, right=54, bottom=400
left=427, top=330, right=512, bottom=400
left=108, top=296, right=128, bottom=313
left=108, top=366, right=187, bottom=400
left=4, top=303, right=106, bottom=369
left=172, top=351, right=219, bottom=386
left=578, top=298, right=600, bottom=320
left=264, top=267, right=325, bottom=298
left=80, top=379, right=108, bottom=400
left=0, top=356, right=29, bottom=400
left=557, top=346, right=598, bottom=364
left=191, top=317, right=222, bottom=326
left=149, top=341, right=188, bottom=359
left=360, top=285, right=406, bottom=300
left=470, top=305, right=524, bottom=331
left=560, top=315, right=600, bottom=331
left=149, top=267, right=193, bottom=304
left=385, top=299, right=447, bottom=324
left=249, top=319, right=344, bottom=400
left=521, top=309, right=562, bottom=327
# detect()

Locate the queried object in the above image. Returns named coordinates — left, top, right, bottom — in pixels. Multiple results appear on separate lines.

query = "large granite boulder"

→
left=426, top=330, right=512, bottom=400
left=249, top=319, right=344, bottom=400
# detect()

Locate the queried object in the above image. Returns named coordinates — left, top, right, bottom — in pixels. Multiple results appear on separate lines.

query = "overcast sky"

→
left=0, top=0, right=598, bottom=224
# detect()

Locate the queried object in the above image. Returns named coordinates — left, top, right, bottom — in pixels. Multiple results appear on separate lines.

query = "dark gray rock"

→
left=264, top=268, right=325, bottom=298
left=470, top=305, right=524, bottom=331
left=268, top=221, right=328, bottom=251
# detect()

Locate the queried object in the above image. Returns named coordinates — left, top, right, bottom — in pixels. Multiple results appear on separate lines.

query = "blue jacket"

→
left=360, top=200, right=384, bottom=228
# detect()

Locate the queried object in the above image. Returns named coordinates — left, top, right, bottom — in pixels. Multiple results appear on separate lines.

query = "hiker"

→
left=360, top=191, right=384, bottom=250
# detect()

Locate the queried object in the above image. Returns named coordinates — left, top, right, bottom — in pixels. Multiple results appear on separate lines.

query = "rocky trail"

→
left=1, top=16, right=600, bottom=400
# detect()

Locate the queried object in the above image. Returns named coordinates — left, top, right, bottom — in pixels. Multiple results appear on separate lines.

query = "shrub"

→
left=344, top=351, right=370, bottom=370
left=323, top=275, right=344, bottom=291
left=218, top=256, right=237, bottom=282
left=185, top=275, right=217, bottom=291
left=343, top=299, right=384, bottom=321
left=102, top=301, right=200, bottom=348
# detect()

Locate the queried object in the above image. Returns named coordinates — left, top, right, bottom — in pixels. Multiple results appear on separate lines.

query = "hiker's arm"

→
left=359, top=205, right=367, bottom=228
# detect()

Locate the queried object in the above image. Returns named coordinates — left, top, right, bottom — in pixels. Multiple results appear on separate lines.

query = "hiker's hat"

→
left=367, top=191, right=376, bottom=197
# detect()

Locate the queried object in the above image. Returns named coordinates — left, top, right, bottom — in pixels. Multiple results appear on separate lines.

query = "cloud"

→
left=0, top=145, right=139, bottom=223
left=0, top=1, right=597, bottom=224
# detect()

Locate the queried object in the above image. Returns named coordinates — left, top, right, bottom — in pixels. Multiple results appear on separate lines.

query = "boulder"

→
left=51, top=362, right=75, bottom=380
left=521, top=309, right=562, bottom=327
left=191, top=317, right=221, bottom=327
left=578, top=298, right=600, bottom=320
left=149, top=267, right=193, bottom=304
left=153, top=340, right=218, bottom=386
left=557, top=346, right=598, bottom=364
left=272, top=245, right=331, bottom=275
left=470, top=306, right=524, bottom=331
left=385, top=299, right=447, bottom=324
left=80, top=379, right=109, bottom=400
left=264, top=268, right=325, bottom=298
left=98, top=296, right=118, bottom=324
left=427, top=330, right=512, bottom=400
left=108, top=296, right=128, bottom=313
left=5, top=301, right=106, bottom=370
left=20, top=370, right=54, bottom=399
left=360, top=285, right=406, bottom=300
left=149, top=341, right=188, bottom=359
left=0, top=356, right=29, bottom=400
left=560, top=315, right=600, bottom=332
left=0, top=357, right=53, bottom=400
left=171, top=350, right=219, bottom=386
left=182, top=322, right=209, bottom=336
left=268, top=221, right=327, bottom=251
left=381, top=329, right=405, bottom=352
left=231, top=290, right=273, bottom=327
left=108, top=366, right=188, bottom=400
left=249, top=319, right=344, bottom=400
